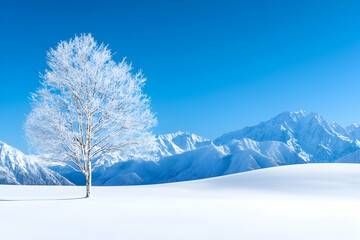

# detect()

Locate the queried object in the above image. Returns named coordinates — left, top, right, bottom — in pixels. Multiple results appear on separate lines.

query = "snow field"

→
left=1, top=163, right=360, bottom=240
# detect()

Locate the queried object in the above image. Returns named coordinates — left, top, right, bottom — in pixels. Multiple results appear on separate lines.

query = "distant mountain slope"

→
left=0, top=141, right=73, bottom=185
left=93, top=138, right=305, bottom=185
left=224, top=138, right=306, bottom=174
left=214, top=110, right=359, bottom=162
left=346, top=123, right=360, bottom=141
left=336, top=149, right=360, bottom=163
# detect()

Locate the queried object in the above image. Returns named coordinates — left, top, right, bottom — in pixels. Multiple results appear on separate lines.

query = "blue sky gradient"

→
left=1, top=0, right=360, bottom=153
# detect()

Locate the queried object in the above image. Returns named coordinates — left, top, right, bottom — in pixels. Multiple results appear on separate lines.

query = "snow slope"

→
left=0, top=141, right=72, bottom=185
left=1, top=163, right=359, bottom=240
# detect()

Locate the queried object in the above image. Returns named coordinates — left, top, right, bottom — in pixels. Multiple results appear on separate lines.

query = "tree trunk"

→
left=86, top=171, right=92, bottom=198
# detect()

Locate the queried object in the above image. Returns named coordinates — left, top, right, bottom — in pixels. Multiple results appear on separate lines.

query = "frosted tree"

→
left=25, top=34, right=157, bottom=197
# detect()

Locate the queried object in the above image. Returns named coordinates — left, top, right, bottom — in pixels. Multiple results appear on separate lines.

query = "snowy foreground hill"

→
left=0, top=141, right=72, bottom=185
left=1, top=163, right=360, bottom=240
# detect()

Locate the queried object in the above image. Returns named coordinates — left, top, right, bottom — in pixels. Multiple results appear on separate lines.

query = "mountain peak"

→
left=0, top=140, right=8, bottom=148
left=275, top=110, right=322, bottom=122
left=157, top=131, right=209, bottom=142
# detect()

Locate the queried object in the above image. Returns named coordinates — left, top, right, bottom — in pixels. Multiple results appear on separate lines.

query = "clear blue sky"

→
left=1, top=0, right=360, bottom=153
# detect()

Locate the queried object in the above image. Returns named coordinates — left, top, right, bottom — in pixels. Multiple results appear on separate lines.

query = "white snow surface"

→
left=1, top=163, right=359, bottom=240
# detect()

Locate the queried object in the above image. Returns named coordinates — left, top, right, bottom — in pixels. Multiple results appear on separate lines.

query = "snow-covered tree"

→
left=25, top=34, right=157, bottom=197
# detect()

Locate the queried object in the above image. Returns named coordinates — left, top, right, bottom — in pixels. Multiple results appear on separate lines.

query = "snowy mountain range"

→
left=0, top=141, right=72, bottom=185
left=2, top=110, right=360, bottom=186
left=215, top=110, right=360, bottom=162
